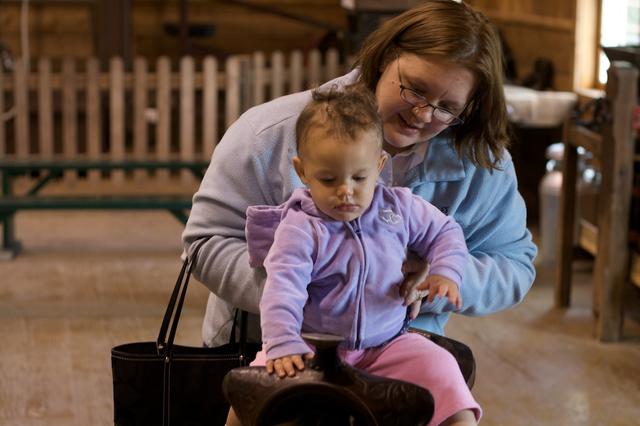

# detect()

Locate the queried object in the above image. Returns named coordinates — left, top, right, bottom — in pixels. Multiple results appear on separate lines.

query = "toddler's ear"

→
left=292, top=156, right=308, bottom=184
left=377, top=153, right=388, bottom=172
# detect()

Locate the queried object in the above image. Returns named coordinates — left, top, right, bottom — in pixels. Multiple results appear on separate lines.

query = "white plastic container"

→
left=537, top=143, right=600, bottom=267
left=504, top=85, right=578, bottom=127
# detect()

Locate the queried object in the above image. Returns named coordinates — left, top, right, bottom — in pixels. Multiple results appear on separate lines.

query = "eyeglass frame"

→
left=395, top=54, right=466, bottom=126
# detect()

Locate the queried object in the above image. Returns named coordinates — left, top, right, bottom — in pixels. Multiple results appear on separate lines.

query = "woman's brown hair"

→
left=354, top=0, right=509, bottom=170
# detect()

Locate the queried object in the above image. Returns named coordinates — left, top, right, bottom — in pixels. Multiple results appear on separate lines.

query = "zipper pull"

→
left=351, top=219, right=361, bottom=236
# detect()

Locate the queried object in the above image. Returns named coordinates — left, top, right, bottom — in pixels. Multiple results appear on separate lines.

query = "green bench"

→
left=0, top=159, right=209, bottom=258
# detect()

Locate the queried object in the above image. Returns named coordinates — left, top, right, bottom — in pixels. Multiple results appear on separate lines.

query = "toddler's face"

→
left=293, top=127, right=386, bottom=222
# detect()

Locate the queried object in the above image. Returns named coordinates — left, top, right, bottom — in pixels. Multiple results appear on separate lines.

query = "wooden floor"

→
left=1, top=210, right=640, bottom=425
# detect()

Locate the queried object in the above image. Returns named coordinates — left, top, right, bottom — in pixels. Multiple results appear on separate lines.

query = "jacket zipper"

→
left=349, top=218, right=366, bottom=349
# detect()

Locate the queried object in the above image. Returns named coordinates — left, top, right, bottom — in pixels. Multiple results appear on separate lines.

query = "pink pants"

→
left=251, top=332, right=481, bottom=425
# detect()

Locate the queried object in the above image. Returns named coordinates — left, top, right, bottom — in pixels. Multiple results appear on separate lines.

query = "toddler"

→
left=229, top=85, right=480, bottom=426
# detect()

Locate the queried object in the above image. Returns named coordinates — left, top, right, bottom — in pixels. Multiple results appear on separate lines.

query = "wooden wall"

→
left=133, top=0, right=347, bottom=59
left=0, top=0, right=600, bottom=91
left=468, top=0, right=600, bottom=91
left=0, top=1, right=94, bottom=58
left=0, top=0, right=346, bottom=61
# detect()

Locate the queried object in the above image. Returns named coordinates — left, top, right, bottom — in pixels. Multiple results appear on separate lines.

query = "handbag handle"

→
left=156, top=239, right=249, bottom=357
left=228, top=308, right=249, bottom=360
left=156, top=239, right=206, bottom=355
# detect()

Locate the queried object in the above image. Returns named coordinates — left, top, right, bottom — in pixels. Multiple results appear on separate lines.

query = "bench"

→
left=0, top=159, right=209, bottom=258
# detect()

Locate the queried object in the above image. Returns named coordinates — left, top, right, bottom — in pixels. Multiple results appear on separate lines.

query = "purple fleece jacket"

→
left=246, top=185, right=467, bottom=360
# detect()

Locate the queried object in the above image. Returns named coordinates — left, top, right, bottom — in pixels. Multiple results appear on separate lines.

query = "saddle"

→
left=223, top=333, right=435, bottom=425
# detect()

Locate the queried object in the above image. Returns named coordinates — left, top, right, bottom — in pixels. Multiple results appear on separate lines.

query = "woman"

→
left=182, top=0, right=536, bottom=350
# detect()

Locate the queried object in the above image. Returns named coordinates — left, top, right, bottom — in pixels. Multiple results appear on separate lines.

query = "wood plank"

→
left=631, top=252, right=640, bottom=289
left=156, top=56, right=172, bottom=180
left=594, top=63, right=638, bottom=341
left=62, top=58, right=78, bottom=180
left=253, top=51, right=266, bottom=106
left=0, top=67, right=4, bottom=157
left=110, top=57, right=126, bottom=183
left=555, top=123, right=579, bottom=308
left=325, top=48, right=339, bottom=81
left=179, top=56, right=195, bottom=183
left=567, top=122, right=602, bottom=157
left=483, top=10, right=573, bottom=32
left=270, top=51, right=284, bottom=99
left=239, top=56, right=253, bottom=117
left=225, top=56, right=241, bottom=129
left=577, top=219, right=598, bottom=256
left=14, top=58, right=29, bottom=159
left=573, top=0, right=599, bottom=90
left=308, top=49, right=321, bottom=89
left=133, top=57, right=149, bottom=181
left=202, top=56, right=218, bottom=160
left=289, top=50, right=303, bottom=94
left=85, top=58, right=102, bottom=183
left=37, top=58, right=54, bottom=160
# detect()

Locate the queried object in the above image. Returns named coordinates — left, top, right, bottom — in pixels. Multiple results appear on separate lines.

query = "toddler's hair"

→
left=295, top=84, right=383, bottom=154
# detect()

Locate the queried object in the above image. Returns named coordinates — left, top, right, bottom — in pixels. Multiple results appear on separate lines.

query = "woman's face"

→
left=375, top=53, right=476, bottom=155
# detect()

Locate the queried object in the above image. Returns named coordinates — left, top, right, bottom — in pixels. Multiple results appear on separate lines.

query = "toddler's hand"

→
left=266, top=352, right=314, bottom=378
left=416, top=274, right=462, bottom=309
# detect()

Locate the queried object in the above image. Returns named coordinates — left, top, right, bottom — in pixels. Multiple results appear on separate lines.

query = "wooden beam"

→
left=573, top=0, right=599, bottom=89
left=594, top=62, right=638, bottom=341
left=95, top=0, right=132, bottom=71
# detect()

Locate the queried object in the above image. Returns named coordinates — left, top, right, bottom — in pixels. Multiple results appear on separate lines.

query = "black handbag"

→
left=111, top=241, right=258, bottom=426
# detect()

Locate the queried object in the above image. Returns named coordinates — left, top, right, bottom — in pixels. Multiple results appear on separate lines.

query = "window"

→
left=599, top=0, right=640, bottom=83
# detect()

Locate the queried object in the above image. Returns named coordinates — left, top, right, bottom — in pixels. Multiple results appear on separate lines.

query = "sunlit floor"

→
left=1, top=210, right=639, bottom=425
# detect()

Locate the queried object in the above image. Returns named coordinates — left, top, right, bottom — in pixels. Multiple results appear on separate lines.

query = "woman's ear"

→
left=292, top=156, right=308, bottom=184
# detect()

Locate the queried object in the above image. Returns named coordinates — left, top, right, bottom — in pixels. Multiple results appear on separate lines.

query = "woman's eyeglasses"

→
left=396, top=57, right=464, bottom=126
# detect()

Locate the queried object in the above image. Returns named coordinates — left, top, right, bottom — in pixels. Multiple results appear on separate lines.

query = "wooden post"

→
left=202, top=56, right=218, bottom=160
left=133, top=57, right=149, bottom=181
left=86, top=57, right=102, bottom=182
left=270, top=51, right=284, bottom=99
left=110, top=57, right=125, bottom=183
left=14, top=58, right=29, bottom=159
left=594, top=62, right=638, bottom=341
left=0, top=66, right=4, bottom=157
left=180, top=56, right=195, bottom=183
left=289, top=50, right=303, bottom=94
left=326, top=48, right=339, bottom=81
left=95, top=0, right=132, bottom=71
left=225, top=56, right=241, bottom=129
left=308, top=50, right=321, bottom=89
left=555, top=122, right=579, bottom=307
left=253, top=51, right=265, bottom=106
left=37, top=58, right=54, bottom=160
left=62, top=58, right=78, bottom=180
left=156, top=56, right=172, bottom=181
left=239, top=56, right=253, bottom=116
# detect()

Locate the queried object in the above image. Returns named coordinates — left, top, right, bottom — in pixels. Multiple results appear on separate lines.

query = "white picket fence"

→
left=0, top=48, right=347, bottom=182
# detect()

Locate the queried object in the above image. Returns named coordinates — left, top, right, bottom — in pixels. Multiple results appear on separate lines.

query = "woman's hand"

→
left=400, top=253, right=430, bottom=302
left=266, top=352, right=315, bottom=378
left=416, top=274, right=462, bottom=309
left=399, top=254, right=431, bottom=320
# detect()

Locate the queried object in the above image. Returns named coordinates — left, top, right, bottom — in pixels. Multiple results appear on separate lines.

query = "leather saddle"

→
left=223, top=330, right=472, bottom=425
